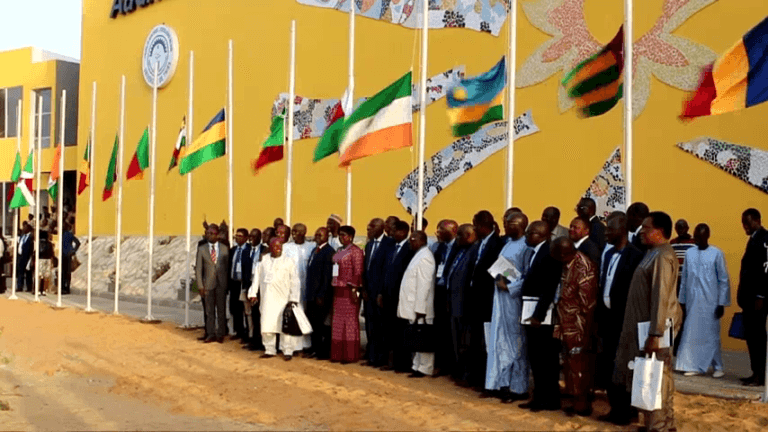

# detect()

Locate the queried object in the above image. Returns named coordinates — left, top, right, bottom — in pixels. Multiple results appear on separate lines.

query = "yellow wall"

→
left=79, top=1, right=768, bottom=350
left=0, top=47, right=79, bottom=218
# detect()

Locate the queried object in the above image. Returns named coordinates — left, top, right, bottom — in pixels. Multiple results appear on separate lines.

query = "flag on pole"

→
left=10, top=150, right=21, bottom=183
left=78, top=136, right=91, bottom=195
left=103, top=135, right=119, bottom=201
left=9, top=151, right=35, bottom=209
left=47, top=145, right=62, bottom=201
left=167, top=116, right=187, bottom=172
left=681, top=17, right=768, bottom=119
left=314, top=88, right=352, bottom=162
left=446, top=56, right=506, bottom=137
left=126, top=127, right=149, bottom=180
left=562, top=26, right=624, bottom=118
left=179, top=109, right=226, bottom=175
left=252, top=110, right=285, bottom=172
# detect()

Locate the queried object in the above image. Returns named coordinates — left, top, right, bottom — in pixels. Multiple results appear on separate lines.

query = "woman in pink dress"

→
left=330, top=225, right=364, bottom=363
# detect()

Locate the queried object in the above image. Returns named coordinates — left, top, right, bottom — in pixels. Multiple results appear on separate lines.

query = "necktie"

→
left=392, top=244, right=402, bottom=264
left=210, top=244, right=217, bottom=264
left=601, top=248, right=617, bottom=290
left=436, top=242, right=448, bottom=265
left=308, top=247, right=317, bottom=267
left=447, top=249, right=466, bottom=281
left=233, top=246, right=242, bottom=278
left=476, top=239, right=486, bottom=266
left=367, top=240, right=379, bottom=270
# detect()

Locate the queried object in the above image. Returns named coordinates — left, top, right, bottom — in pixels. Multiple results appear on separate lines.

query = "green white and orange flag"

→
left=103, top=134, right=119, bottom=201
left=47, top=145, right=62, bottom=201
left=9, top=149, right=35, bottom=209
left=315, top=72, right=413, bottom=166
left=78, top=136, right=91, bottom=195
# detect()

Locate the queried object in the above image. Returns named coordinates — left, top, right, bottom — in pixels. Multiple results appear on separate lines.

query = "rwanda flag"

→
left=562, top=26, right=624, bottom=118
left=180, top=109, right=226, bottom=175
left=446, top=56, right=506, bottom=137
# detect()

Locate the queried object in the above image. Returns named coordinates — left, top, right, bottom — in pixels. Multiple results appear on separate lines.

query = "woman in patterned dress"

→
left=330, top=225, right=364, bottom=363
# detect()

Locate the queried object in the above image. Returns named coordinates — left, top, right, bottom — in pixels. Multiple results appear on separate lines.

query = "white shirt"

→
left=602, top=246, right=622, bottom=309
left=574, top=236, right=588, bottom=250
left=476, top=233, right=492, bottom=265
left=370, top=233, right=386, bottom=257
left=394, top=239, right=408, bottom=256
left=18, top=234, right=29, bottom=255
left=529, top=240, right=545, bottom=268
left=629, top=226, right=641, bottom=243
left=329, top=235, right=342, bottom=250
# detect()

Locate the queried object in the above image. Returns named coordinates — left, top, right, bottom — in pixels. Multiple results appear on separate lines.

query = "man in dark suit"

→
left=306, top=227, right=336, bottom=359
left=520, top=221, right=563, bottom=411
left=576, top=197, right=606, bottom=250
left=196, top=224, right=230, bottom=343
left=627, top=202, right=650, bottom=253
left=738, top=208, right=768, bottom=387
left=362, top=218, right=395, bottom=367
left=595, top=212, right=644, bottom=425
left=465, top=210, right=504, bottom=388
left=433, top=220, right=459, bottom=375
left=382, top=220, right=415, bottom=372
left=229, top=228, right=253, bottom=342
left=446, top=224, right=476, bottom=381
left=568, top=217, right=602, bottom=270
left=244, top=228, right=264, bottom=351
left=16, top=223, right=33, bottom=293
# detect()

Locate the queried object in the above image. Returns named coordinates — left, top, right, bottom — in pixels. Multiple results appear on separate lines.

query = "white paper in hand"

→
left=521, top=296, right=553, bottom=325
left=637, top=319, right=673, bottom=350
left=488, top=255, right=521, bottom=281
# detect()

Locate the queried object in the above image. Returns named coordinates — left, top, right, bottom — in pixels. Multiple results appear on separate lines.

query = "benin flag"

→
left=47, top=145, right=62, bottom=201
left=103, top=135, right=119, bottom=201
left=10, top=150, right=35, bottom=209
left=78, top=137, right=91, bottom=195
left=562, top=26, right=624, bottom=118
left=253, top=110, right=285, bottom=172
left=168, top=116, right=187, bottom=172
left=335, top=72, right=413, bottom=167
left=180, top=109, right=226, bottom=175
left=126, top=128, right=149, bottom=180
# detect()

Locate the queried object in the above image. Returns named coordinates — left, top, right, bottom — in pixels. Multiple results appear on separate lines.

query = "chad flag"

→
left=682, top=17, right=768, bottom=119
left=180, top=109, right=226, bottom=175
left=446, top=57, right=506, bottom=136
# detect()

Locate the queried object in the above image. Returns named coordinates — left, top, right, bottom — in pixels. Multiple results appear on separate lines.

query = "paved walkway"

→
left=3, top=289, right=765, bottom=401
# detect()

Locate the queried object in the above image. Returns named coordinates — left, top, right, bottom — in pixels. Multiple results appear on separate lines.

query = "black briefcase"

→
left=403, top=321, right=436, bottom=353
left=282, top=304, right=303, bottom=336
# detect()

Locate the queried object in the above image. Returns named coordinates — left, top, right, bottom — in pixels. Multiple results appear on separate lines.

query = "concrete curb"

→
left=68, top=287, right=204, bottom=311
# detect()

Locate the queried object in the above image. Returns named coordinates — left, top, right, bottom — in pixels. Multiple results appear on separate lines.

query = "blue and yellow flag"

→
left=446, top=57, right=506, bottom=137
left=180, top=109, right=226, bottom=175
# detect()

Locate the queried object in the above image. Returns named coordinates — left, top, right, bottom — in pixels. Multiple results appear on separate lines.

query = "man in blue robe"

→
left=675, top=223, right=730, bottom=377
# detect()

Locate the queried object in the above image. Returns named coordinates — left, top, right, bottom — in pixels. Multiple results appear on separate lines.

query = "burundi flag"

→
left=47, top=145, right=62, bottom=201
left=315, top=73, right=412, bottom=167
left=446, top=56, right=506, bottom=137
left=78, top=136, right=91, bottom=195
left=180, top=109, right=226, bottom=175
left=252, top=110, right=285, bottom=172
left=168, top=116, right=187, bottom=172
left=103, top=135, right=119, bottom=201
left=126, top=127, right=150, bottom=180
left=314, top=88, right=353, bottom=162
left=10, top=150, right=35, bottom=209
left=10, top=150, right=21, bottom=183
left=562, top=26, right=624, bottom=118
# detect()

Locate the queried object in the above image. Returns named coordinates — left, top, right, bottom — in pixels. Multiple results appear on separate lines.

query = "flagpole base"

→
left=84, top=307, right=97, bottom=313
left=8, top=294, right=18, bottom=300
left=141, top=316, right=161, bottom=324
left=178, top=324, right=199, bottom=330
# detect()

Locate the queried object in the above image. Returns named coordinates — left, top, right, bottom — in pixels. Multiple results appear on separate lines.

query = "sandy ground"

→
left=1, top=299, right=767, bottom=431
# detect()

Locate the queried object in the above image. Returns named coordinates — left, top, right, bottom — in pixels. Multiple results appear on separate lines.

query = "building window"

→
left=1, top=182, right=15, bottom=237
left=0, top=87, right=23, bottom=139
left=34, top=88, right=51, bottom=148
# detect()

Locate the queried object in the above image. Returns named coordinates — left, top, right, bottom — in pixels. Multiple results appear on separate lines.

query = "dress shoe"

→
left=197, top=335, right=209, bottom=341
left=260, top=353, right=275, bottom=359
left=500, top=392, right=529, bottom=403
left=408, top=371, right=426, bottom=378
left=745, top=379, right=765, bottom=387
left=203, top=337, right=218, bottom=343
left=740, top=374, right=757, bottom=384
left=283, top=355, right=293, bottom=361
left=216, top=337, right=224, bottom=343
left=379, top=365, right=393, bottom=371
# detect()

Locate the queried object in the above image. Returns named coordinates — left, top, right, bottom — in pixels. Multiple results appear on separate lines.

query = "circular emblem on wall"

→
left=142, top=24, right=179, bottom=89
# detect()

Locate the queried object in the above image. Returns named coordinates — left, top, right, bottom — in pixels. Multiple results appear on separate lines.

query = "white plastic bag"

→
left=630, top=353, right=664, bottom=411
left=292, top=304, right=313, bottom=335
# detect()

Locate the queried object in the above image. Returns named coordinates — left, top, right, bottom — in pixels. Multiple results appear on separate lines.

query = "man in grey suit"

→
left=197, top=224, right=230, bottom=343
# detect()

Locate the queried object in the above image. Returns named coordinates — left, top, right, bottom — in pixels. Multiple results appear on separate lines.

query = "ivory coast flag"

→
left=180, top=109, right=226, bottom=175
left=103, top=135, right=119, bottom=201
left=47, top=145, right=62, bottom=201
left=336, top=72, right=412, bottom=167
left=78, top=136, right=91, bottom=195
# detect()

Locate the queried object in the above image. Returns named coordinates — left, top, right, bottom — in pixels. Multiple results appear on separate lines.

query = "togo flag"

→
left=47, top=145, right=62, bottom=201
left=10, top=150, right=35, bottom=209
left=335, top=72, right=413, bottom=167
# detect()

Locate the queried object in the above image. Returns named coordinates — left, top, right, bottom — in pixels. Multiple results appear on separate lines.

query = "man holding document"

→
left=613, top=212, right=682, bottom=432
left=485, top=211, right=531, bottom=402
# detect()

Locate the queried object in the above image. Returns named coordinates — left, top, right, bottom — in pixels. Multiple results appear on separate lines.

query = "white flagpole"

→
left=34, top=96, right=42, bottom=303
left=345, top=4, right=355, bottom=227
left=624, top=0, right=633, bottom=206
left=184, top=51, right=194, bottom=328
left=227, top=40, right=234, bottom=246
left=8, top=99, right=22, bottom=300
left=505, top=1, right=517, bottom=209
left=286, top=21, right=296, bottom=226
left=416, top=0, right=428, bottom=231
left=86, top=81, right=97, bottom=313
left=145, top=63, right=159, bottom=322
left=56, top=90, right=66, bottom=308
left=115, top=75, right=126, bottom=314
